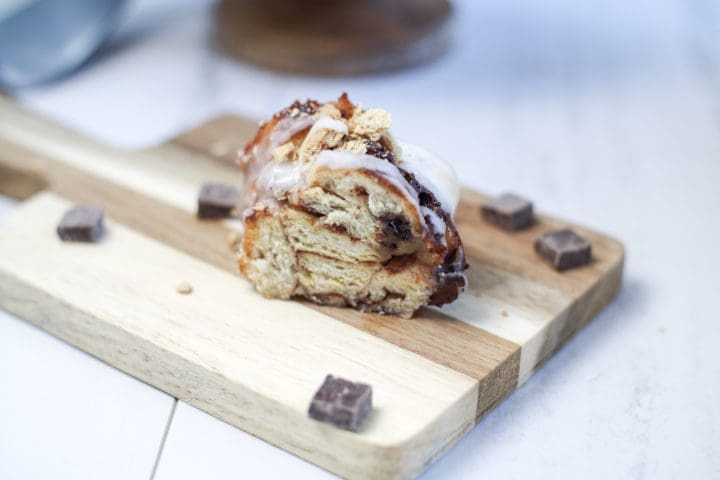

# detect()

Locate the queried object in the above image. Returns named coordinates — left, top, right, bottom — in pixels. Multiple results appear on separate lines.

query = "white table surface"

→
left=2, top=0, right=719, bottom=478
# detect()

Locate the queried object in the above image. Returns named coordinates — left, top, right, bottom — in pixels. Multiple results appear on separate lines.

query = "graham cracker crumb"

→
left=351, top=108, right=391, bottom=141
left=316, top=103, right=342, bottom=120
left=340, top=138, right=368, bottom=154
left=272, top=142, right=295, bottom=163
left=501, top=310, right=509, bottom=317
left=298, top=124, right=347, bottom=163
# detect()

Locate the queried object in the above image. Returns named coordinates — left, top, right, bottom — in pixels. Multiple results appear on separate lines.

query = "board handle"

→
left=0, top=95, right=90, bottom=200
left=172, top=114, right=258, bottom=165
left=0, top=95, right=249, bottom=211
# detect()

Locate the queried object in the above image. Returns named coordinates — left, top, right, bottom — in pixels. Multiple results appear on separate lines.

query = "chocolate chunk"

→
left=197, top=182, right=240, bottom=219
left=308, top=375, right=372, bottom=432
left=481, top=193, right=534, bottom=231
left=535, top=229, right=592, bottom=271
left=429, top=243, right=468, bottom=305
left=365, top=140, right=394, bottom=163
left=56, top=205, right=104, bottom=242
left=280, top=99, right=320, bottom=117
left=384, top=215, right=411, bottom=241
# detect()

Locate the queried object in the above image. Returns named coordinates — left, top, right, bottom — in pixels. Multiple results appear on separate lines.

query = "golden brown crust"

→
left=336, top=92, right=354, bottom=119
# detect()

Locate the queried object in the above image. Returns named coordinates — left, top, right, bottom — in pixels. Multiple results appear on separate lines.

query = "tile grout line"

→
left=149, top=397, right=178, bottom=480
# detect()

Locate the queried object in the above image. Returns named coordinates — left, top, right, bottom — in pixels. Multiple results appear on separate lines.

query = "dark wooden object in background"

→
left=215, top=0, right=453, bottom=75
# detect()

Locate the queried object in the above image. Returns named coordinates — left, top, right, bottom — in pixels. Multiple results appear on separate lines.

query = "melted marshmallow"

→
left=246, top=114, right=345, bottom=202
left=248, top=149, right=424, bottom=220
left=397, top=142, right=460, bottom=217
left=244, top=115, right=315, bottom=208
left=315, top=150, right=433, bottom=230
left=249, top=115, right=315, bottom=166
left=315, top=150, right=418, bottom=200
left=255, top=161, right=304, bottom=200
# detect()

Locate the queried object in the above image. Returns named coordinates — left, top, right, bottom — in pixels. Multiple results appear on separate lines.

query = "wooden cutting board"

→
left=0, top=98, right=624, bottom=480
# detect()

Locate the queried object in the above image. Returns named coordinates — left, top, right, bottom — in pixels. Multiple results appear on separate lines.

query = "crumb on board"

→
left=501, top=310, right=509, bottom=318
left=176, top=281, right=193, bottom=294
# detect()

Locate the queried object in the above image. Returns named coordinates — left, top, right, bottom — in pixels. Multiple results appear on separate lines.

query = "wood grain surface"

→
left=0, top=97, right=624, bottom=479
left=0, top=193, right=479, bottom=480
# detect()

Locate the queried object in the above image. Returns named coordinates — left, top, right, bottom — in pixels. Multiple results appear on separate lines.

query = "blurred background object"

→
left=0, top=0, right=454, bottom=88
left=215, top=0, right=452, bottom=75
left=0, top=0, right=126, bottom=88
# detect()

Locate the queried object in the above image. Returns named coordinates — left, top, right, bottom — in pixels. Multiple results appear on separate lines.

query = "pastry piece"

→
left=237, top=94, right=467, bottom=318
left=535, top=229, right=592, bottom=271
left=481, top=193, right=534, bottom=230
left=56, top=205, right=104, bottom=242
left=197, top=182, right=241, bottom=219
left=308, top=375, right=372, bottom=432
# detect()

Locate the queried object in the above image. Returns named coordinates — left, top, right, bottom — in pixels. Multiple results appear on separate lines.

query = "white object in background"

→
left=0, top=0, right=126, bottom=88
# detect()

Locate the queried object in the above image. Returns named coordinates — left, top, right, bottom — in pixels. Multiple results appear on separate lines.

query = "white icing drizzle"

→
left=243, top=115, right=315, bottom=208
left=249, top=115, right=315, bottom=166
left=397, top=141, right=460, bottom=217
left=255, top=161, right=305, bottom=200
left=315, top=150, right=418, bottom=202
left=307, top=116, right=348, bottom=136
left=314, top=150, right=427, bottom=226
